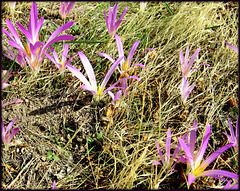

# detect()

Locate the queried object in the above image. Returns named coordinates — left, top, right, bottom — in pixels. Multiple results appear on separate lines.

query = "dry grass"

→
left=1, top=1, right=238, bottom=190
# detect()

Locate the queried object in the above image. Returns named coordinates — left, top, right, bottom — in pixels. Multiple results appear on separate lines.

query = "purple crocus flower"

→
left=178, top=122, right=237, bottom=188
left=45, top=43, right=77, bottom=72
left=223, top=116, right=239, bottom=152
left=152, top=128, right=181, bottom=172
left=179, top=76, right=195, bottom=104
left=2, top=2, right=75, bottom=71
left=60, top=2, right=75, bottom=19
left=60, top=2, right=84, bottom=19
left=66, top=52, right=140, bottom=102
left=98, top=34, right=153, bottom=94
left=104, top=3, right=128, bottom=36
left=99, top=34, right=151, bottom=74
left=1, top=117, right=20, bottom=150
left=225, top=41, right=238, bottom=54
left=179, top=45, right=209, bottom=77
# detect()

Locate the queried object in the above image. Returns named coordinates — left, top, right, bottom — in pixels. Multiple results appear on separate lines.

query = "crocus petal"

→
left=45, top=52, right=57, bottom=65
left=154, top=140, right=164, bottom=164
left=97, top=52, right=115, bottom=63
left=81, top=85, right=97, bottom=95
left=179, top=49, right=184, bottom=65
left=200, top=143, right=233, bottom=170
left=200, top=170, right=238, bottom=180
left=188, top=47, right=201, bottom=67
left=188, top=172, right=196, bottom=187
left=105, top=76, right=140, bottom=93
left=178, top=137, right=194, bottom=168
left=127, top=41, right=140, bottom=68
left=188, top=82, right=195, bottom=93
left=165, top=128, right=171, bottom=161
left=236, top=116, right=238, bottom=140
left=226, top=42, right=238, bottom=54
left=194, top=123, right=211, bottom=168
left=78, top=52, right=97, bottom=91
left=2, top=28, right=15, bottom=42
left=189, top=120, right=198, bottom=153
left=46, top=21, right=74, bottom=45
left=132, top=48, right=155, bottom=64
left=66, top=53, right=78, bottom=65
left=52, top=180, right=56, bottom=190
left=115, top=34, right=125, bottom=62
left=118, top=6, right=128, bottom=22
left=35, top=17, right=44, bottom=41
left=62, top=43, right=69, bottom=64
left=8, top=127, right=20, bottom=142
left=114, top=90, right=122, bottom=101
left=103, top=9, right=109, bottom=31
left=6, top=117, right=19, bottom=133
left=66, top=64, right=92, bottom=88
left=2, top=83, right=11, bottom=89
left=100, top=56, right=124, bottom=90
left=51, top=47, right=60, bottom=63
left=1, top=119, right=6, bottom=139
left=184, top=45, right=189, bottom=67
left=6, top=19, right=22, bottom=45
left=16, top=22, right=33, bottom=44
left=67, top=2, right=75, bottom=15
left=132, top=63, right=145, bottom=68
left=2, top=99, right=23, bottom=107
left=29, top=2, right=38, bottom=38
left=227, top=117, right=235, bottom=138
left=112, top=3, right=118, bottom=26
left=42, top=35, right=74, bottom=54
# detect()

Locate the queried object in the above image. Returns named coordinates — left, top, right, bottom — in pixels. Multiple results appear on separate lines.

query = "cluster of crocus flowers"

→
left=223, top=116, right=239, bottom=152
left=179, top=45, right=209, bottom=103
left=1, top=69, right=23, bottom=107
left=103, top=3, right=128, bottom=36
left=2, top=2, right=75, bottom=72
left=66, top=52, right=140, bottom=102
left=152, top=121, right=238, bottom=188
left=178, top=122, right=238, bottom=188
left=1, top=117, right=20, bottom=151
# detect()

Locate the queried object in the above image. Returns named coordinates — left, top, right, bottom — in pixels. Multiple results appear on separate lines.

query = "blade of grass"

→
left=164, top=2, right=174, bottom=15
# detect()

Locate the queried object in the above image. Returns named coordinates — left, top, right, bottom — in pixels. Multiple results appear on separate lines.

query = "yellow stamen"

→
left=97, top=85, right=104, bottom=96
left=193, top=163, right=208, bottom=177
left=123, top=59, right=129, bottom=71
left=24, top=44, right=31, bottom=57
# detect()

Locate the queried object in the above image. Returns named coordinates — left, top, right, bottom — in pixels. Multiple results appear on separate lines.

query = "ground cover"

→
left=1, top=1, right=238, bottom=189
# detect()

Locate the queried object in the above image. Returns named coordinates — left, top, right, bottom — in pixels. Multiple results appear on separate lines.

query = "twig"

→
left=6, top=158, right=35, bottom=189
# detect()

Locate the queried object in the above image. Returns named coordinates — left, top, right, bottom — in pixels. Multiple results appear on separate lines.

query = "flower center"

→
left=97, top=85, right=104, bottom=96
left=193, top=163, right=208, bottom=177
left=123, top=59, right=129, bottom=71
